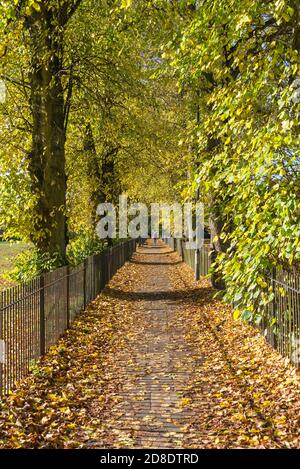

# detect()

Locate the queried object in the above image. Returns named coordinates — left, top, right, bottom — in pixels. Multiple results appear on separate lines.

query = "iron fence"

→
left=164, top=237, right=211, bottom=278
left=260, top=267, right=300, bottom=367
left=163, top=237, right=300, bottom=367
left=0, top=239, right=136, bottom=396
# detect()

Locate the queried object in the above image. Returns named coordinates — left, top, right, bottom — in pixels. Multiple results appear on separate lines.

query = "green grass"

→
left=0, top=241, right=30, bottom=291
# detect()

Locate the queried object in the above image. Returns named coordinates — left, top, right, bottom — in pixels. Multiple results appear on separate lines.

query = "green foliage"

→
left=29, top=359, right=52, bottom=379
left=1, top=0, right=300, bottom=322
left=7, top=249, right=64, bottom=283
left=160, top=0, right=300, bottom=320
left=67, top=233, right=105, bottom=266
left=0, top=0, right=184, bottom=262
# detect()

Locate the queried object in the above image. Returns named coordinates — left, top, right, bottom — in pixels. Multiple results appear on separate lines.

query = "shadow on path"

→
left=134, top=251, right=174, bottom=256
left=129, top=260, right=182, bottom=266
left=104, top=285, right=214, bottom=303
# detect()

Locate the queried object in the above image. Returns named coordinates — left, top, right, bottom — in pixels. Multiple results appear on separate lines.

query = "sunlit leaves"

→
left=160, top=0, right=300, bottom=319
left=121, top=0, right=132, bottom=9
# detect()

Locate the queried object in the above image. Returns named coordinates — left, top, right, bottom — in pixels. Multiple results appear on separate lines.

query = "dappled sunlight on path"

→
left=0, top=240, right=299, bottom=449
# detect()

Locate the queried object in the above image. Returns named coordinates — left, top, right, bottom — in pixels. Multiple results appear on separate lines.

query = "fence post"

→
left=195, top=248, right=200, bottom=281
left=93, top=255, right=97, bottom=298
left=66, top=265, right=70, bottom=329
left=104, top=251, right=107, bottom=287
left=40, top=274, right=45, bottom=356
left=109, top=247, right=112, bottom=279
left=272, top=267, right=277, bottom=349
left=0, top=292, right=3, bottom=397
left=83, top=259, right=87, bottom=308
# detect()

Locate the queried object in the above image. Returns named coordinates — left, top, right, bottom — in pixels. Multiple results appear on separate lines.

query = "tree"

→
left=163, top=0, right=300, bottom=317
left=24, top=1, right=83, bottom=262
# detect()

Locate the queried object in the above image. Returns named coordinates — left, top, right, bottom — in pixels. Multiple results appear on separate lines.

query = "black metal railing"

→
left=0, top=239, right=136, bottom=396
left=260, top=267, right=300, bottom=367
left=164, top=237, right=211, bottom=278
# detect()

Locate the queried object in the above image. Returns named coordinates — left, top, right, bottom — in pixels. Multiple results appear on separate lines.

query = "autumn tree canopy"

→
left=1, top=0, right=300, bottom=315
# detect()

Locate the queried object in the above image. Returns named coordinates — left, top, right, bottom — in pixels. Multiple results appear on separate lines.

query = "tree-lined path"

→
left=1, top=0, right=300, bottom=454
left=0, top=241, right=299, bottom=449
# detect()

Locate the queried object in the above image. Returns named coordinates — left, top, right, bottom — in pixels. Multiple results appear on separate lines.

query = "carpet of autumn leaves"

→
left=0, top=243, right=299, bottom=448
left=170, top=264, right=300, bottom=448
left=0, top=257, right=142, bottom=448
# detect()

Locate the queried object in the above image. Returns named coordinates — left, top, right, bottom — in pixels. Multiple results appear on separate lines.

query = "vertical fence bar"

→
left=83, top=258, right=87, bottom=309
left=0, top=291, right=3, bottom=397
left=195, top=249, right=200, bottom=281
left=93, top=255, right=96, bottom=299
left=272, top=267, right=277, bottom=349
left=40, top=275, right=45, bottom=356
left=66, top=265, right=70, bottom=329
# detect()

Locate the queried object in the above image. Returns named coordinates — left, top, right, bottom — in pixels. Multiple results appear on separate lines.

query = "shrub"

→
left=6, top=249, right=64, bottom=283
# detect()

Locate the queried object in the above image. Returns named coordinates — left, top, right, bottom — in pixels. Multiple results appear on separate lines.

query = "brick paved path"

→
left=98, top=241, right=198, bottom=448
left=84, top=240, right=299, bottom=450
left=1, top=239, right=299, bottom=449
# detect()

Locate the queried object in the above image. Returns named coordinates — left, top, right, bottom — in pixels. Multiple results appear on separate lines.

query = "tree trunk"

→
left=27, top=13, right=67, bottom=263
left=209, top=199, right=228, bottom=290
left=99, top=144, right=120, bottom=205
left=292, top=0, right=300, bottom=52
left=83, top=122, right=101, bottom=230
left=205, top=136, right=229, bottom=290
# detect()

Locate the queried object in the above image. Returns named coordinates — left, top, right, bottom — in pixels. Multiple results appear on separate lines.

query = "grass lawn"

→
left=0, top=241, right=30, bottom=291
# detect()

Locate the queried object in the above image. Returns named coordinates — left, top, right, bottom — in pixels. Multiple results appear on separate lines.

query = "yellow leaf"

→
left=233, top=309, right=241, bottom=320
left=179, top=397, right=192, bottom=408
left=121, top=0, right=132, bottom=8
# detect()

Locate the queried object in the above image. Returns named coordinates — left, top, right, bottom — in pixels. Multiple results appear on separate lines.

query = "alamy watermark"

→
left=0, top=80, right=6, bottom=104
left=95, top=195, right=204, bottom=249
left=0, top=340, right=5, bottom=364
